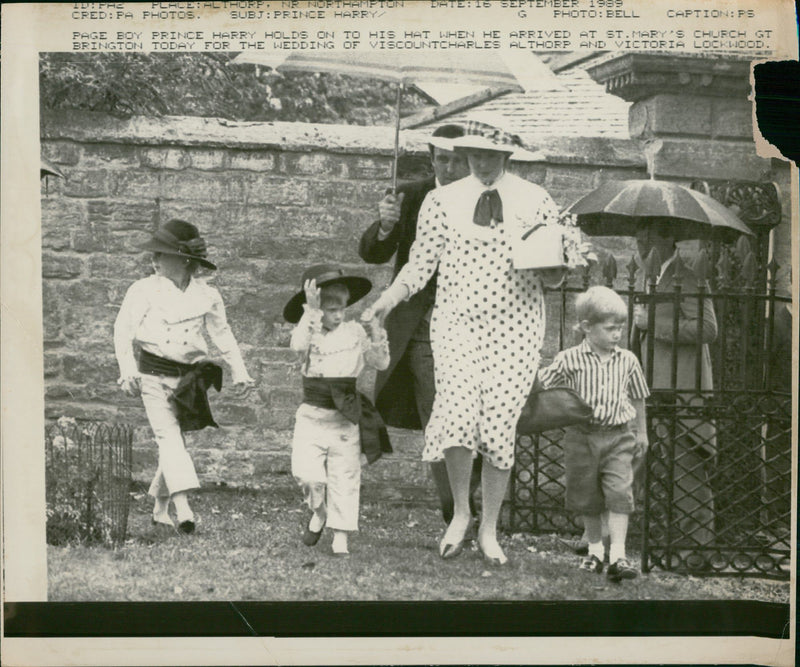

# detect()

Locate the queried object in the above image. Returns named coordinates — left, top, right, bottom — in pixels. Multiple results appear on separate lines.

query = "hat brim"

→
left=452, top=135, right=516, bottom=153
left=509, top=147, right=545, bottom=162
left=428, top=136, right=458, bottom=152
left=140, top=238, right=217, bottom=270
left=283, top=275, right=373, bottom=323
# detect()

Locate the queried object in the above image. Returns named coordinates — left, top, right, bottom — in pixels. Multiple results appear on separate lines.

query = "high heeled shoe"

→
left=478, top=541, right=509, bottom=567
left=439, top=518, right=473, bottom=560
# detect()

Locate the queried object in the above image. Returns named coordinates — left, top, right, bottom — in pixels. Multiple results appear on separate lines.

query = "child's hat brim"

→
left=283, top=272, right=372, bottom=324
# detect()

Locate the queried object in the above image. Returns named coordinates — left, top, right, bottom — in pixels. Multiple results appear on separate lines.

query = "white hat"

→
left=452, top=112, right=535, bottom=157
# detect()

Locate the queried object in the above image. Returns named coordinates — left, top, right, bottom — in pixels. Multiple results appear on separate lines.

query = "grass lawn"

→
left=48, top=473, right=790, bottom=602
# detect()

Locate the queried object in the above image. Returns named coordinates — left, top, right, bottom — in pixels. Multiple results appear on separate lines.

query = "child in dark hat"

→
left=285, top=264, right=391, bottom=556
left=114, top=219, right=254, bottom=534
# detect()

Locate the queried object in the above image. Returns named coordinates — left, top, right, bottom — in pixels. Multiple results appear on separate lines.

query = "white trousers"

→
left=140, top=374, right=200, bottom=498
left=291, top=403, right=361, bottom=532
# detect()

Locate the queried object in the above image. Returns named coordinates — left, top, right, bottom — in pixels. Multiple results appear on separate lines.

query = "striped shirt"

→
left=538, top=339, right=650, bottom=426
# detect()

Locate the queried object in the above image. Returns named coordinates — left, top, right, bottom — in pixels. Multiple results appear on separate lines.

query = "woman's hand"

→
left=118, top=375, right=141, bottom=397
left=304, top=278, right=321, bottom=310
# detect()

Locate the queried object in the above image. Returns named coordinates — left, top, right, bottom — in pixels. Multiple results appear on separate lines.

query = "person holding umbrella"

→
left=359, top=124, right=483, bottom=527
left=363, top=117, right=566, bottom=565
left=631, top=223, right=718, bottom=567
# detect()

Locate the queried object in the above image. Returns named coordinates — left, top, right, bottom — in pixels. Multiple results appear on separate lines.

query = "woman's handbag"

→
left=516, top=376, right=593, bottom=434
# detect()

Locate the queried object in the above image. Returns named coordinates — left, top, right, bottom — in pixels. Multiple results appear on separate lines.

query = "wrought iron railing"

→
left=509, top=235, right=792, bottom=579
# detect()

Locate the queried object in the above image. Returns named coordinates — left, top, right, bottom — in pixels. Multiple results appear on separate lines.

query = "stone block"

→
left=139, top=147, right=191, bottom=170
left=41, top=176, right=65, bottom=197
left=44, top=353, right=62, bottom=379
left=629, top=95, right=712, bottom=138
left=186, top=148, right=229, bottom=170
left=242, top=174, right=310, bottom=206
left=257, top=360, right=297, bottom=389
left=87, top=200, right=157, bottom=230
left=711, top=97, right=754, bottom=140
left=63, top=170, right=113, bottom=198
left=217, top=451, right=256, bottom=482
left=229, top=150, right=278, bottom=172
left=41, top=253, right=83, bottom=279
left=42, top=140, right=81, bottom=166
left=113, top=171, right=162, bottom=199
left=62, top=354, right=119, bottom=385
left=61, top=305, right=116, bottom=346
left=87, top=253, right=145, bottom=278
left=593, top=166, right=648, bottom=185
left=44, top=400, right=120, bottom=423
left=160, top=172, right=228, bottom=202
left=278, top=152, right=348, bottom=178
left=252, top=452, right=291, bottom=477
left=545, top=165, right=597, bottom=191
left=42, top=199, right=83, bottom=249
left=341, top=154, right=392, bottom=180
left=212, top=402, right=259, bottom=427
left=512, top=163, right=547, bottom=185
left=257, top=405, right=296, bottom=431
left=79, top=143, right=140, bottom=168
left=652, top=139, right=771, bottom=181
left=156, top=202, right=219, bottom=231
left=305, top=180, right=375, bottom=208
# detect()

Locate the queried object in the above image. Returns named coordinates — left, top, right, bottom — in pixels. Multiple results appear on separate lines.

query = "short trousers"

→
left=562, top=423, right=636, bottom=515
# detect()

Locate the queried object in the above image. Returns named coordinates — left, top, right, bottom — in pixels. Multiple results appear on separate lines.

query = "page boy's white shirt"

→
left=290, top=305, right=390, bottom=377
left=113, top=274, right=251, bottom=383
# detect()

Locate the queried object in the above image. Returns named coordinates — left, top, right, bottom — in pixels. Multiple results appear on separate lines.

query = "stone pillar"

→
left=585, top=53, right=789, bottom=294
left=585, top=53, right=771, bottom=181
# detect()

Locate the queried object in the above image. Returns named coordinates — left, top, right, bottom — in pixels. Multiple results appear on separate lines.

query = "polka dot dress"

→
left=394, top=173, right=560, bottom=470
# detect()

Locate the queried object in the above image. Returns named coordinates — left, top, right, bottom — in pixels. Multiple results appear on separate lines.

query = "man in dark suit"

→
left=359, top=124, right=481, bottom=523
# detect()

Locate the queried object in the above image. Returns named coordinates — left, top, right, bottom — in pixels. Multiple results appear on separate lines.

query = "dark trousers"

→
left=408, top=337, right=482, bottom=522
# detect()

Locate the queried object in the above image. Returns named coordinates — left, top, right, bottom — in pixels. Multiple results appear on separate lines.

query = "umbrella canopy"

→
left=234, top=49, right=559, bottom=92
left=41, top=158, right=63, bottom=178
left=232, top=50, right=562, bottom=190
left=566, top=179, right=753, bottom=242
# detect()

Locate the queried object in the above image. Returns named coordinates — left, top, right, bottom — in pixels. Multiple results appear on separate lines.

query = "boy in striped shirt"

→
left=538, top=286, right=649, bottom=581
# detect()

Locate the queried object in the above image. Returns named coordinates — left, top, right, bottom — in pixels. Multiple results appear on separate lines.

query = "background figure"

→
left=364, top=118, right=566, bottom=565
left=359, top=124, right=482, bottom=524
left=631, top=225, right=718, bottom=568
left=114, top=220, right=254, bottom=534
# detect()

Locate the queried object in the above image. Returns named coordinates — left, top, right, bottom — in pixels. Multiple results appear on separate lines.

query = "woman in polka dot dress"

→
left=364, top=118, right=566, bottom=565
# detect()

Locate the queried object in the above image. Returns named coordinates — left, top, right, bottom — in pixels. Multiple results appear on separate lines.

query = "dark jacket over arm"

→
left=358, top=177, right=437, bottom=430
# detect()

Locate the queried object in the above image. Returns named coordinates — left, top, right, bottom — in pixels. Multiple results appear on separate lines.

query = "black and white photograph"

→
left=1, top=1, right=797, bottom=665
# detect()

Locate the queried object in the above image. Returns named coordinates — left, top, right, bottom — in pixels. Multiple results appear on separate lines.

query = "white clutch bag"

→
left=511, top=223, right=565, bottom=270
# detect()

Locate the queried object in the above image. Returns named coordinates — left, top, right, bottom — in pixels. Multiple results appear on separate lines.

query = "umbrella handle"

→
left=391, top=83, right=402, bottom=195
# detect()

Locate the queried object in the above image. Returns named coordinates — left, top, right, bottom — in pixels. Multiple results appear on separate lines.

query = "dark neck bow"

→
left=473, top=189, right=503, bottom=227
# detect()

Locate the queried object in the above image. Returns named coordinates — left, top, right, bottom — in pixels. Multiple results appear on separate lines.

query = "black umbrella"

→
left=566, top=179, right=753, bottom=243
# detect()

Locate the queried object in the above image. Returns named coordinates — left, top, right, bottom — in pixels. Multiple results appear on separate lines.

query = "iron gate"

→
left=509, top=232, right=792, bottom=579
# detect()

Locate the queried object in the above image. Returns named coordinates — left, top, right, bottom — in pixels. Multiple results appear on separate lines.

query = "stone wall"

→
left=40, top=110, right=789, bottom=499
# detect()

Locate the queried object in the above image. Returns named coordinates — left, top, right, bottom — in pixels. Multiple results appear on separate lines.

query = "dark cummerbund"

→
left=138, top=348, right=195, bottom=377
left=302, top=376, right=356, bottom=411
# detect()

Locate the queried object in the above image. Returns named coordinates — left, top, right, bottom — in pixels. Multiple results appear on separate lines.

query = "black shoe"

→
left=607, top=558, right=637, bottom=581
left=578, top=555, right=604, bottom=573
left=177, top=520, right=195, bottom=535
left=302, top=518, right=324, bottom=546
left=573, top=541, right=589, bottom=556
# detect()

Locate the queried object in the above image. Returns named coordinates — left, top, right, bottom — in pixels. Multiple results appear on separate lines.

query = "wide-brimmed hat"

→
left=283, top=264, right=372, bottom=323
left=140, top=219, right=217, bottom=270
left=451, top=113, right=525, bottom=155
